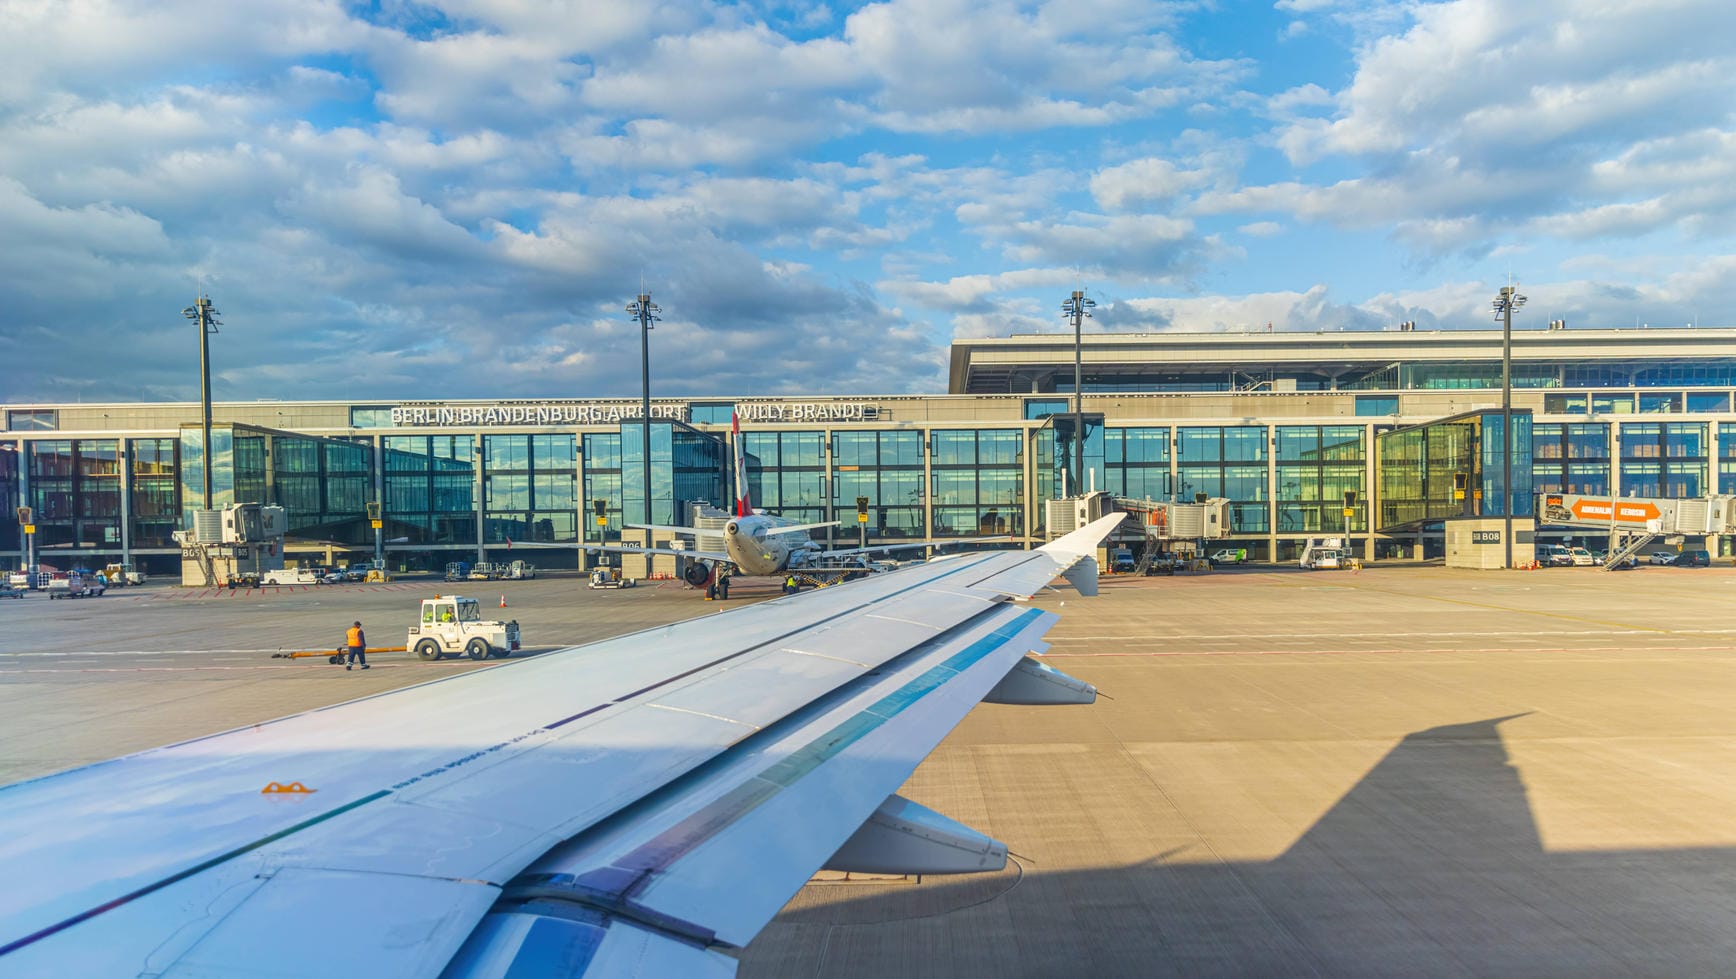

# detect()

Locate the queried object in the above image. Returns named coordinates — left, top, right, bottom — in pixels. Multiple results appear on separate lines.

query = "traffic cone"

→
left=499, top=594, right=507, bottom=608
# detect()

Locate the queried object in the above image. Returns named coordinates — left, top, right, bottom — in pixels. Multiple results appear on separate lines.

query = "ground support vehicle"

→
left=102, top=564, right=147, bottom=587
left=407, top=596, right=521, bottom=661
left=0, top=580, right=22, bottom=599
left=7, top=571, right=30, bottom=590
left=263, top=569, right=324, bottom=586
left=1303, top=548, right=1354, bottom=571
left=588, top=567, right=637, bottom=589
left=1143, top=554, right=1179, bottom=576
left=506, top=561, right=537, bottom=580
left=468, top=563, right=498, bottom=581
left=1568, top=547, right=1597, bottom=566
left=1210, top=548, right=1248, bottom=565
left=445, top=561, right=471, bottom=582
left=47, top=572, right=105, bottom=599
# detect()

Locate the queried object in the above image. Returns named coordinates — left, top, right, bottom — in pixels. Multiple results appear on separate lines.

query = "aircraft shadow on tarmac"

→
left=744, top=716, right=1736, bottom=978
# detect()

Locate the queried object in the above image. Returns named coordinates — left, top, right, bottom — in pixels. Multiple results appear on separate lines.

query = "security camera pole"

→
left=626, top=293, right=661, bottom=527
left=1492, top=284, right=1526, bottom=570
left=1061, top=290, right=1096, bottom=496
left=182, top=295, right=222, bottom=510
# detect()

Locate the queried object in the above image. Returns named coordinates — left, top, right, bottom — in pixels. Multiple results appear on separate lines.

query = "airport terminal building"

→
left=5, top=326, right=1736, bottom=575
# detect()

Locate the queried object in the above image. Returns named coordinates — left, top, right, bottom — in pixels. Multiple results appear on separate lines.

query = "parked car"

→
left=1109, top=548, right=1136, bottom=573
left=1568, top=547, right=1596, bottom=566
left=1537, top=544, right=1572, bottom=567
left=1210, top=548, right=1248, bottom=565
left=1667, top=549, right=1711, bottom=567
left=1648, top=550, right=1677, bottom=565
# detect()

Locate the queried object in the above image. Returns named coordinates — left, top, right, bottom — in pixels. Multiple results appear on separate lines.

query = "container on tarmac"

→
left=407, top=596, right=521, bottom=661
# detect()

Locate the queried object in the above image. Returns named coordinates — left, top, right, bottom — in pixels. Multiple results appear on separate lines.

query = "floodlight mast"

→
left=1061, top=290, right=1096, bottom=494
left=1492, top=284, right=1527, bottom=570
left=626, top=293, right=661, bottom=527
left=182, top=295, right=222, bottom=510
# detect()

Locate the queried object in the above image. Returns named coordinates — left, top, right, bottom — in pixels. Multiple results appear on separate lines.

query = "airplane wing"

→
left=821, top=535, right=1011, bottom=559
left=0, top=513, right=1127, bottom=978
left=624, top=523, right=706, bottom=536
left=761, top=520, right=839, bottom=536
left=585, top=543, right=734, bottom=564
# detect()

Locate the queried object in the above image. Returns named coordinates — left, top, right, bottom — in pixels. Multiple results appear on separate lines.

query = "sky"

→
left=1, top=0, right=1733, bottom=403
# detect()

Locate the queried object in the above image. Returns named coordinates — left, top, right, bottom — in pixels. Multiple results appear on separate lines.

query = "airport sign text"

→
left=391, top=403, right=689, bottom=427
left=734, top=402, right=878, bottom=422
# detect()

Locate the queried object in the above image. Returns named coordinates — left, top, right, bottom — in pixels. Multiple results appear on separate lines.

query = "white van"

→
left=262, top=568, right=324, bottom=586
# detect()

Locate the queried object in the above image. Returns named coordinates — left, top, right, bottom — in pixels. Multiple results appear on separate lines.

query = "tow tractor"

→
left=406, top=595, right=521, bottom=661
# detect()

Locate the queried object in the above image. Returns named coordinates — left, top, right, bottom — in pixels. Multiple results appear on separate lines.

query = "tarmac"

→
left=4, top=561, right=1735, bottom=976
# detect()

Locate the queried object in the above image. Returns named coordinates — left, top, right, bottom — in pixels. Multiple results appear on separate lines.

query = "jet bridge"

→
left=1046, top=492, right=1233, bottom=574
left=1537, top=492, right=1736, bottom=569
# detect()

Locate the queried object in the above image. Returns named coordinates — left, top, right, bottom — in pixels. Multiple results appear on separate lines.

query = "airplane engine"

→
left=683, top=561, right=714, bottom=588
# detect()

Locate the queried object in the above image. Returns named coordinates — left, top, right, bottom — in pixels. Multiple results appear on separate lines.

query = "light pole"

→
left=1492, top=284, right=1526, bottom=569
left=1061, top=290, right=1096, bottom=497
left=625, top=293, right=661, bottom=527
left=182, top=295, right=222, bottom=510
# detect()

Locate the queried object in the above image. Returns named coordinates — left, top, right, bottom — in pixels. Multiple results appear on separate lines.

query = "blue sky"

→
left=2, top=0, right=1733, bottom=402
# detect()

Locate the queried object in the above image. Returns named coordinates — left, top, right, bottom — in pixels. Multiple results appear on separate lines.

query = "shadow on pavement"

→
left=743, top=715, right=1736, bottom=977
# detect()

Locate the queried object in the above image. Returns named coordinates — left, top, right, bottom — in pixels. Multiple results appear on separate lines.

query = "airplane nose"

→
left=726, top=521, right=738, bottom=535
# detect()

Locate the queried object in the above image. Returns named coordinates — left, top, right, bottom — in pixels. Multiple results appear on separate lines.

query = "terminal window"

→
left=7, top=410, right=56, bottom=431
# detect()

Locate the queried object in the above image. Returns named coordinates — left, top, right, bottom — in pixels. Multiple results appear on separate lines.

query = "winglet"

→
left=1039, top=512, right=1128, bottom=561
left=1043, top=512, right=1126, bottom=597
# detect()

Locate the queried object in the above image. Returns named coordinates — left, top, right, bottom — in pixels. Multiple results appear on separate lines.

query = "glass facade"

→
left=1275, top=426, right=1366, bottom=534
left=1178, top=426, right=1268, bottom=533
left=1377, top=411, right=1532, bottom=529
left=130, top=438, right=179, bottom=548
left=1620, top=423, right=1708, bottom=497
left=384, top=435, right=476, bottom=545
left=484, top=434, right=578, bottom=545
left=833, top=430, right=925, bottom=539
left=28, top=439, right=121, bottom=550
left=1104, top=427, right=1170, bottom=501
left=743, top=430, right=826, bottom=525
left=1721, top=424, right=1736, bottom=495
left=1035, top=414, right=1104, bottom=509
left=930, top=429, right=1022, bottom=537
left=1530, top=424, right=1610, bottom=496
left=592, top=423, right=725, bottom=534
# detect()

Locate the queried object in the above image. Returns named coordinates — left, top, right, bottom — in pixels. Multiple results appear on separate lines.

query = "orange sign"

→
left=261, top=781, right=316, bottom=794
left=1568, top=498, right=1660, bottom=523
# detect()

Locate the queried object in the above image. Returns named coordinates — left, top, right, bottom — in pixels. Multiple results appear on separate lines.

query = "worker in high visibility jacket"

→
left=345, top=621, right=369, bottom=671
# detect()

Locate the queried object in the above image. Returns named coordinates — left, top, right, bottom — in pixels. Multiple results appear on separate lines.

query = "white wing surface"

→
left=0, top=513, right=1126, bottom=978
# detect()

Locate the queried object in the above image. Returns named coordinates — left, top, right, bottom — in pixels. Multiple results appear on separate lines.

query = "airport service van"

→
left=262, top=568, right=325, bottom=586
left=407, top=596, right=521, bottom=661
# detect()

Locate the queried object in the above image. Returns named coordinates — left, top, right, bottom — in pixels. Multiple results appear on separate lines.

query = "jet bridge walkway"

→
left=1537, top=493, right=1736, bottom=570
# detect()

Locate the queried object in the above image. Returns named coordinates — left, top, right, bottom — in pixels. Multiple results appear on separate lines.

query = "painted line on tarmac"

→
left=1041, top=631, right=1708, bottom=645
left=1315, top=580, right=1684, bottom=635
left=0, top=661, right=482, bottom=674
left=0, top=649, right=336, bottom=658
left=1043, top=645, right=1736, bottom=658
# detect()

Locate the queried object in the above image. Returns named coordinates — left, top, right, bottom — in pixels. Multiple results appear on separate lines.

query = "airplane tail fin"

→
left=733, top=412, right=752, bottom=517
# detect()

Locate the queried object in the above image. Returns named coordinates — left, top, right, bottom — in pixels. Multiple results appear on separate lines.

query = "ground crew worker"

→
left=717, top=573, right=730, bottom=601
left=784, top=574, right=798, bottom=595
left=345, top=620, right=369, bottom=671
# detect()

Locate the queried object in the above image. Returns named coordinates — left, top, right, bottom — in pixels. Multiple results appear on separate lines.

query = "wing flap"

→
left=443, top=604, right=1057, bottom=963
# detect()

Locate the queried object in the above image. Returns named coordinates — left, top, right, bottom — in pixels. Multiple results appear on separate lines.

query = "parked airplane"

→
left=0, top=512, right=1128, bottom=977
left=593, top=413, right=1005, bottom=588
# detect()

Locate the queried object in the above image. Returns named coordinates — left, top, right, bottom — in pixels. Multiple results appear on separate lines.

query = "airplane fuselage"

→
left=724, top=514, right=821, bottom=577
